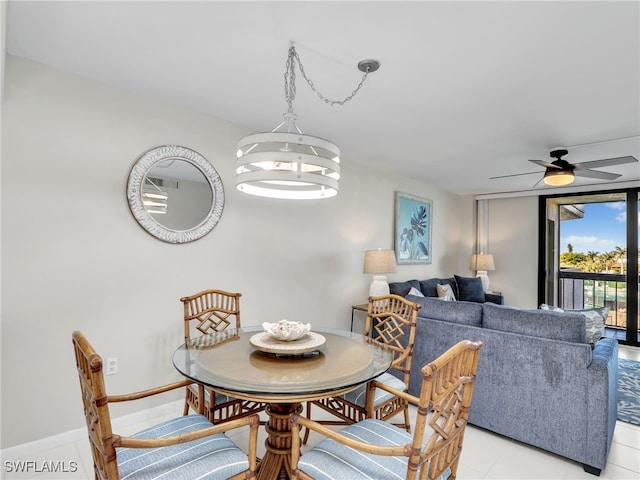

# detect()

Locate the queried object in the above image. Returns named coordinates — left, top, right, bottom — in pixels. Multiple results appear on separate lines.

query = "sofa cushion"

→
left=483, top=303, right=586, bottom=343
left=389, top=280, right=421, bottom=297
left=454, top=275, right=486, bottom=303
left=408, top=295, right=483, bottom=326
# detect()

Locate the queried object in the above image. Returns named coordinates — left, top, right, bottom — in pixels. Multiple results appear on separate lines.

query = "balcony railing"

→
left=558, top=270, right=637, bottom=331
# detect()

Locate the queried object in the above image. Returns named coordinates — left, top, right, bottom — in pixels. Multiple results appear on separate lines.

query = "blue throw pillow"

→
left=454, top=275, right=485, bottom=303
left=389, top=280, right=420, bottom=297
left=418, top=278, right=441, bottom=297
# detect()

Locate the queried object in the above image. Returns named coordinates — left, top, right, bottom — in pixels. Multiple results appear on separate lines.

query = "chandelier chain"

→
left=285, top=45, right=372, bottom=108
left=284, top=46, right=297, bottom=114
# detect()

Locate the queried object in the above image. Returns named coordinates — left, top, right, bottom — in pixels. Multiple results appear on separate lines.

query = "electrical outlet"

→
left=106, top=357, right=118, bottom=375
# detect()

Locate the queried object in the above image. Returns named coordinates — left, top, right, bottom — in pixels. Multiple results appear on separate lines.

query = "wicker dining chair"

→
left=291, top=339, right=483, bottom=480
left=303, top=294, right=421, bottom=443
left=72, top=331, right=259, bottom=480
left=181, top=288, right=265, bottom=423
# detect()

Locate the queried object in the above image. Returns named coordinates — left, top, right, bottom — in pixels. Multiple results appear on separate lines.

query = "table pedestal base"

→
left=257, top=403, right=302, bottom=480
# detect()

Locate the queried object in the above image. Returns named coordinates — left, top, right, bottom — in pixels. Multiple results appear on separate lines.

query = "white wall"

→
left=485, top=195, right=539, bottom=307
left=455, top=194, right=477, bottom=274
left=1, top=55, right=469, bottom=447
left=1, top=0, right=6, bottom=102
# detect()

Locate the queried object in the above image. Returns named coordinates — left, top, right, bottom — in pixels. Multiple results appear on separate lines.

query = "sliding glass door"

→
left=538, top=188, right=639, bottom=346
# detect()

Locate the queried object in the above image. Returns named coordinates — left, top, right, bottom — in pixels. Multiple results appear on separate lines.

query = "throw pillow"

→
left=568, top=307, right=609, bottom=345
left=436, top=283, right=456, bottom=302
left=454, top=275, right=485, bottom=303
left=389, top=280, right=421, bottom=297
left=418, top=278, right=441, bottom=297
left=407, top=286, right=424, bottom=297
left=540, top=303, right=564, bottom=312
left=539, top=304, right=608, bottom=345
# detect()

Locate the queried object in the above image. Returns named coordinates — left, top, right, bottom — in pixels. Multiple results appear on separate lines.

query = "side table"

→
left=350, top=303, right=368, bottom=332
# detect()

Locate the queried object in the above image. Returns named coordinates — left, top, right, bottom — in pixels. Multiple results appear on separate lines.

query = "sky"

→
left=560, top=201, right=639, bottom=254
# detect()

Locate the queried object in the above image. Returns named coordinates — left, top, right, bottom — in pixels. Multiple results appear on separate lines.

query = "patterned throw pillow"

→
left=407, top=287, right=424, bottom=297
left=436, top=283, right=456, bottom=302
left=570, top=307, right=609, bottom=345
left=539, top=304, right=608, bottom=345
left=540, top=303, right=564, bottom=312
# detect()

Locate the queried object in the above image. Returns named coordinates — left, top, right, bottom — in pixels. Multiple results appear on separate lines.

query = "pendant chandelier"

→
left=235, top=45, right=379, bottom=200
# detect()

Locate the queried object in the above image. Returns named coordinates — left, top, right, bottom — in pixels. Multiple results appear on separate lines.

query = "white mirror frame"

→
left=127, top=145, right=225, bottom=244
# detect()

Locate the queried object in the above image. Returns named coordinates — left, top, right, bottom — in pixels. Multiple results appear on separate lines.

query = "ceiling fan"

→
left=490, top=148, right=638, bottom=186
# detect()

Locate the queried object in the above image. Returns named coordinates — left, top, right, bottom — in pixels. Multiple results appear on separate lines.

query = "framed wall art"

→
left=394, top=192, right=432, bottom=265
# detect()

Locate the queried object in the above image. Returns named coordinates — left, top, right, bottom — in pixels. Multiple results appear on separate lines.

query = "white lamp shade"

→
left=470, top=253, right=495, bottom=272
left=363, top=249, right=397, bottom=274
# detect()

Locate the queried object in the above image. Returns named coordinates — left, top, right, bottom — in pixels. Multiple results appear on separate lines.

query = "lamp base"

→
left=369, top=275, right=390, bottom=307
left=369, top=275, right=390, bottom=297
left=476, top=271, right=490, bottom=292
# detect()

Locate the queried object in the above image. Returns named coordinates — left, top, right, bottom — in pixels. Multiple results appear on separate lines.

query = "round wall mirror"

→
left=127, top=145, right=225, bottom=243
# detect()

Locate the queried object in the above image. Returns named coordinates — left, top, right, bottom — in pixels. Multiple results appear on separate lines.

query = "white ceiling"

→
left=5, top=1, right=640, bottom=195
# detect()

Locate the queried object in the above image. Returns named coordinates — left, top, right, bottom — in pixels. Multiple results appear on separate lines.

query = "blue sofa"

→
left=401, top=294, right=618, bottom=475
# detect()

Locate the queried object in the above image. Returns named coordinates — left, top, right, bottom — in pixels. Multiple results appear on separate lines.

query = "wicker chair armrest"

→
left=370, top=380, right=420, bottom=406
left=114, top=414, right=260, bottom=450
left=390, top=348, right=411, bottom=371
left=290, top=413, right=407, bottom=458
left=108, top=379, right=193, bottom=403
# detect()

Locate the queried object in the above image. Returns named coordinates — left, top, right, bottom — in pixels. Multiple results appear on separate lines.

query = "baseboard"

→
left=0, top=400, right=183, bottom=461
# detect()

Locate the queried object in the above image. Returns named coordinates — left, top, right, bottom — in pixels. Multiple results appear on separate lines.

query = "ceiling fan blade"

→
left=573, top=156, right=638, bottom=170
left=574, top=169, right=621, bottom=180
left=529, top=159, right=560, bottom=169
left=490, top=171, right=541, bottom=180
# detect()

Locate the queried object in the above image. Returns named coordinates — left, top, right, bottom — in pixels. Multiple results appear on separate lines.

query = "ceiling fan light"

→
left=543, top=169, right=575, bottom=186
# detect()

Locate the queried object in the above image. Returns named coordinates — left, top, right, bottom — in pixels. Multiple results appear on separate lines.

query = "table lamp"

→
left=470, top=253, right=495, bottom=292
left=363, top=249, right=397, bottom=297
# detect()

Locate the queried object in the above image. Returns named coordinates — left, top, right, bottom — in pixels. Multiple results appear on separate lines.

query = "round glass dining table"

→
left=173, top=326, right=393, bottom=480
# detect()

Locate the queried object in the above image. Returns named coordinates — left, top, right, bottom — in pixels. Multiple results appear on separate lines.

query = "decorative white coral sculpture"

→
left=262, top=319, right=311, bottom=341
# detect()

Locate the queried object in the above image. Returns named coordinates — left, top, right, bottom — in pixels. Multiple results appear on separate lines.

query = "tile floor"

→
left=2, top=345, right=639, bottom=480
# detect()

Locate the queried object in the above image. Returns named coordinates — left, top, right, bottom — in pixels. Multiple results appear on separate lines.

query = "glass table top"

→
left=173, top=327, right=393, bottom=399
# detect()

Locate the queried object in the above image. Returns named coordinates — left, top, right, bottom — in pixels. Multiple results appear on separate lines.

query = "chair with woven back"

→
left=291, top=339, right=484, bottom=480
left=72, top=331, right=259, bottom=480
left=303, top=294, right=421, bottom=443
left=181, top=288, right=265, bottom=423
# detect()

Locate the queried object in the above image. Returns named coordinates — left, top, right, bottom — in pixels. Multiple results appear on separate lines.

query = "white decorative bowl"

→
left=262, top=320, right=311, bottom=341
